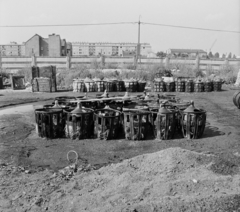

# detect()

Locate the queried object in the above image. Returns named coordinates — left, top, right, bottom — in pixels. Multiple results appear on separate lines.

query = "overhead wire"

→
left=0, top=22, right=137, bottom=28
left=0, top=21, right=239, bottom=34
left=142, top=22, right=240, bottom=34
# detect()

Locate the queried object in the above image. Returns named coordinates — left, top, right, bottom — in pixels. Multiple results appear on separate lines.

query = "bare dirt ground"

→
left=0, top=86, right=240, bottom=212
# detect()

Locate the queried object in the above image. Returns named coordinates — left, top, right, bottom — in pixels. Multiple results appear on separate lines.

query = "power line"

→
left=0, top=20, right=239, bottom=34
left=0, top=22, right=137, bottom=28
left=142, top=22, right=240, bottom=34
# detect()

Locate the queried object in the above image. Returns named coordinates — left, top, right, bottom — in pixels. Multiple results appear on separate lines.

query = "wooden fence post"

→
left=66, top=53, right=71, bottom=69
left=164, top=56, right=170, bottom=69
left=31, top=54, right=36, bottom=67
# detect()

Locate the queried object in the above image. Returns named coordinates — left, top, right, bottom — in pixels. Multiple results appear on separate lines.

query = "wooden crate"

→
left=32, top=78, right=52, bottom=92
left=32, top=66, right=57, bottom=92
left=10, top=75, right=25, bottom=90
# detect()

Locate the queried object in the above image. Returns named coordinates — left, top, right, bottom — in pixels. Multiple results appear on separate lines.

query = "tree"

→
left=208, top=51, right=213, bottom=58
left=227, top=52, right=232, bottom=59
left=221, top=54, right=226, bottom=59
left=156, top=51, right=166, bottom=58
left=214, top=52, right=219, bottom=58
left=233, top=54, right=236, bottom=59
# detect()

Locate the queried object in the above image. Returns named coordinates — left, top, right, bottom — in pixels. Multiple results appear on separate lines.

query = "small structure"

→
left=94, top=106, right=122, bottom=140
left=35, top=108, right=64, bottom=139
left=154, top=78, right=166, bottom=92
left=64, top=102, right=94, bottom=139
left=203, top=80, right=213, bottom=92
left=213, top=80, right=222, bottom=91
left=73, top=79, right=86, bottom=92
left=181, top=101, right=206, bottom=139
left=233, top=91, right=240, bottom=109
left=165, top=82, right=175, bottom=92
left=138, top=80, right=146, bottom=92
left=32, top=78, right=53, bottom=92
left=115, top=80, right=125, bottom=92
left=10, top=75, right=25, bottom=90
left=0, top=76, right=3, bottom=89
left=175, top=78, right=185, bottom=92
left=153, top=104, right=176, bottom=140
left=194, top=80, right=204, bottom=92
left=84, top=77, right=95, bottom=92
left=124, top=79, right=138, bottom=92
left=123, top=109, right=153, bottom=140
left=185, top=80, right=194, bottom=92
left=93, top=78, right=105, bottom=92
left=104, top=79, right=114, bottom=92
left=32, top=66, right=57, bottom=92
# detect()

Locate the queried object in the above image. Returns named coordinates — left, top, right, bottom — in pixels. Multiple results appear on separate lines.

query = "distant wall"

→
left=0, top=55, right=240, bottom=71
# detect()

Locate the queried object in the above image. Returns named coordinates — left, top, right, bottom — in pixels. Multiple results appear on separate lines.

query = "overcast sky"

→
left=0, top=0, right=239, bottom=55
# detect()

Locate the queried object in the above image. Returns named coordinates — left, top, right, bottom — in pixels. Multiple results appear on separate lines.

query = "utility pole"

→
left=136, top=15, right=141, bottom=68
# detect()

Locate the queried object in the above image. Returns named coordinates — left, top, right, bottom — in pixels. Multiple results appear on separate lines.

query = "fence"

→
left=0, top=54, right=239, bottom=71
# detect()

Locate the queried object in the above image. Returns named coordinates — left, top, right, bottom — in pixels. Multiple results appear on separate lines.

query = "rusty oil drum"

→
left=233, top=90, right=240, bottom=109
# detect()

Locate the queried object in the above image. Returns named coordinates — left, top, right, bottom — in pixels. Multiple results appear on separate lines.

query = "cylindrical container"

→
left=138, top=80, right=147, bottom=92
left=84, top=77, right=95, bottom=92
left=64, top=102, right=94, bottom=139
left=73, top=79, right=85, bottom=92
left=124, top=80, right=138, bottom=92
left=0, top=76, right=3, bottom=89
left=175, top=80, right=185, bottom=92
left=213, top=80, right=222, bottom=91
left=93, top=78, right=105, bottom=92
left=94, top=107, right=122, bottom=140
left=203, top=80, right=213, bottom=92
left=165, top=82, right=175, bottom=92
left=185, top=80, right=194, bottom=92
left=123, top=110, right=154, bottom=140
left=154, top=79, right=166, bottom=92
left=181, top=101, right=206, bottom=139
left=115, top=80, right=125, bottom=92
left=194, top=81, right=204, bottom=92
left=233, top=91, right=240, bottom=109
left=104, top=80, right=114, bottom=92
left=35, top=108, right=64, bottom=139
left=153, top=104, right=176, bottom=140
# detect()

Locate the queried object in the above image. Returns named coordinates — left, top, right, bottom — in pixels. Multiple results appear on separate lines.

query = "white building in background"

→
left=0, top=42, right=25, bottom=56
left=71, top=42, right=152, bottom=57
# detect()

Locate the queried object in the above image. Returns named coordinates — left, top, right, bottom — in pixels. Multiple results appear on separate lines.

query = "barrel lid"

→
left=52, top=100, right=62, bottom=109
left=158, top=104, right=172, bottom=114
left=183, top=100, right=197, bottom=113
left=92, top=77, right=101, bottom=81
left=84, top=77, right=94, bottom=83
left=71, top=102, right=86, bottom=113
left=123, top=91, right=130, bottom=98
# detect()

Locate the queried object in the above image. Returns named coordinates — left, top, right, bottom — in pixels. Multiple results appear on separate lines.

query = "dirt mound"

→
left=42, top=147, right=239, bottom=212
left=1, top=147, right=240, bottom=212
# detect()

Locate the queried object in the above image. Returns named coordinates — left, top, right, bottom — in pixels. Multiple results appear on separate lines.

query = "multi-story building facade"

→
left=0, top=42, right=25, bottom=56
left=24, top=33, right=67, bottom=56
left=71, top=42, right=152, bottom=57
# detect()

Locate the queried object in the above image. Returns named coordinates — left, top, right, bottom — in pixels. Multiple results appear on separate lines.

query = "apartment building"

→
left=25, top=34, right=67, bottom=56
left=0, top=42, right=25, bottom=56
left=71, top=42, right=152, bottom=57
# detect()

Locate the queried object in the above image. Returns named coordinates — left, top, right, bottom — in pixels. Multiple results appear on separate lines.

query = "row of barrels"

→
left=154, top=80, right=222, bottom=92
left=73, top=79, right=146, bottom=92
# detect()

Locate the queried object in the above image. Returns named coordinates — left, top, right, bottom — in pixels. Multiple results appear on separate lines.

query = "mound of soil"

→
left=2, top=147, right=238, bottom=212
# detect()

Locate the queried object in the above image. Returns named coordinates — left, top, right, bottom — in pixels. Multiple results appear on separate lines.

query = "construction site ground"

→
left=0, top=86, right=240, bottom=212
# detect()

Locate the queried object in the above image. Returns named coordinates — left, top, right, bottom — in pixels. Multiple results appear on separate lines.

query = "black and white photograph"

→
left=0, top=0, right=240, bottom=211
